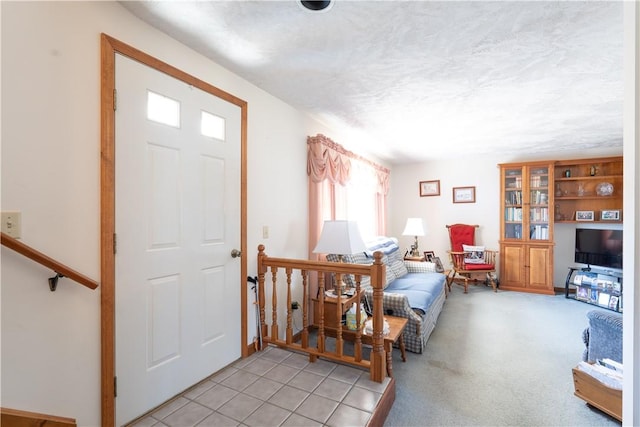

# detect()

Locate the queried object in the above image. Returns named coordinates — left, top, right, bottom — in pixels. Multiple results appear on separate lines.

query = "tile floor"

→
left=128, top=345, right=392, bottom=427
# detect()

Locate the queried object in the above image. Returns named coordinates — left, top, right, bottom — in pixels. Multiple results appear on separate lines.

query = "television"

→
left=575, top=228, right=623, bottom=269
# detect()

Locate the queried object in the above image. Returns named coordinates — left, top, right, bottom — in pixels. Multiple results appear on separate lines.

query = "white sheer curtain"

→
left=334, top=160, right=378, bottom=241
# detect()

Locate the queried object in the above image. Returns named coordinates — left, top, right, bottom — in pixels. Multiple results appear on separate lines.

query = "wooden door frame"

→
left=100, top=34, right=248, bottom=426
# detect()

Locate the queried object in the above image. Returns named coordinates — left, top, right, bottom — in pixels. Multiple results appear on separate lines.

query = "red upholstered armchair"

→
left=446, top=224, right=498, bottom=293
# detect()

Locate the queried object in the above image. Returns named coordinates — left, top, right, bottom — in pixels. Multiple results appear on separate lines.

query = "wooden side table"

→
left=312, top=289, right=363, bottom=329
left=444, top=269, right=453, bottom=296
left=362, top=315, right=408, bottom=378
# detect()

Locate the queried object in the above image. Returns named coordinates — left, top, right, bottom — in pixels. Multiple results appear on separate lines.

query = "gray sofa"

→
left=328, top=237, right=446, bottom=353
left=582, top=309, right=622, bottom=363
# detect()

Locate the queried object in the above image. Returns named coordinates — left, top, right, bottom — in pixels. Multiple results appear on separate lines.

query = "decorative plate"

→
left=596, top=182, right=614, bottom=196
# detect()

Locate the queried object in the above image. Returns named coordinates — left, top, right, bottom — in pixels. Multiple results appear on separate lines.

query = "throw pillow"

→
left=388, top=258, right=409, bottom=279
left=462, top=244, right=485, bottom=264
left=326, top=252, right=370, bottom=287
left=380, top=254, right=398, bottom=289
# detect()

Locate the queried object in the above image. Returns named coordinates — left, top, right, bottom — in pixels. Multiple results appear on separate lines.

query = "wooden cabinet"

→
left=501, top=243, right=554, bottom=293
left=553, top=157, right=623, bottom=223
left=499, top=161, right=555, bottom=294
left=499, top=156, right=623, bottom=295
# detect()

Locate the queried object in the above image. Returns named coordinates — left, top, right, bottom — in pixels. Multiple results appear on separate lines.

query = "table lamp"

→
left=313, top=220, right=367, bottom=262
left=402, top=217, right=425, bottom=257
left=313, top=220, right=367, bottom=293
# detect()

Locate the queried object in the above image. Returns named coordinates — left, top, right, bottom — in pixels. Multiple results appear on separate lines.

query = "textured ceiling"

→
left=122, top=1, right=623, bottom=164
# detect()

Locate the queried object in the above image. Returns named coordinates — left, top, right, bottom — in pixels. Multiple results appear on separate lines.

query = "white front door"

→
left=114, top=53, right=241, bottom=425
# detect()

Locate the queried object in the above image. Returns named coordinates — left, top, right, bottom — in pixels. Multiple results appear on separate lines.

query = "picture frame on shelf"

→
left=577, top=286, right=588, bottom=301
left=453, top=186, right=476, bottom=203
left=419, top=180, right=440, bottom=197
left=576, top=210, right=594, bottom=221
left=601, top=210, right=620, bottom=221
left=423, top=251, right=435, bottom=262
left=433, top=257, right=445, bottom=273
left=609, top=295, right=619, bottom=310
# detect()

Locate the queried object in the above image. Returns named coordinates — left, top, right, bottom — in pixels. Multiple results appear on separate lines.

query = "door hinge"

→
left=114, top=376, right=117, bottom=397
left=113, top=89, right=117, bottom=111
left=113, top=233, right=117, bottom=254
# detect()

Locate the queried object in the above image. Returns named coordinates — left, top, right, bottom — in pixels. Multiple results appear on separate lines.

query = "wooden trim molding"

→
left=100, top=34, right=248, bottom=426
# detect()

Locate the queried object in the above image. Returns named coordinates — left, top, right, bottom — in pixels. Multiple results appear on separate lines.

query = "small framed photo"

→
left=576, top=210, right=594, bottom=221
left=577, top=286, right=588, bottom=300
left=423, top=251, right=435, bottom=262
left=601, top=210, right=620, bottom=221
left=609, top=295, right=619, bottom=310
left=453, top=186, right=476, bottom=203
left=433, top=257, right=445, bottom=273
left=420, top=180, right=440, bottom=197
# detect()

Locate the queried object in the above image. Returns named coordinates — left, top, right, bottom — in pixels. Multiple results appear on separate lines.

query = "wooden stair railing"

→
left=257, top=244, right=387, bottom=383
left=0, top=232, right=98, bottom=291
left=0, top=407, right=77, bottom=427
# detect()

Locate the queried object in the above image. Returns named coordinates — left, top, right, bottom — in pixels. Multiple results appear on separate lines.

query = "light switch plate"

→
left=1, top=211, right=22, bottom=238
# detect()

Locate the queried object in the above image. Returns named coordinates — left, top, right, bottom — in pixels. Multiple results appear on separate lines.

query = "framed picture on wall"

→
left=420, top=180, right=440, bottom=197
left=453, top=186, right=476, bottom=203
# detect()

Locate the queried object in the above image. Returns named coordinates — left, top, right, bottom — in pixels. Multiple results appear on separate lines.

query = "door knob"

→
left=231, top=249, right=242, bottom=258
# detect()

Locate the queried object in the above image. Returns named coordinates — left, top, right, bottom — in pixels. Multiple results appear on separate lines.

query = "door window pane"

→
left=201, top=110, right=225, bottom=140
left=147, top=90, right=180, bottom=127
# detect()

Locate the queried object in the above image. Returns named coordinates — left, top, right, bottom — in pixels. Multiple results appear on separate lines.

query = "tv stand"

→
left=565, top=266, right=622, bottom=313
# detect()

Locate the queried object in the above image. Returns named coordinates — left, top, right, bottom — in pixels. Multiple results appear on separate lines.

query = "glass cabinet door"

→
left=503, top=168, right=523, bottom=240
left=528, top=166, right=550, bottom=240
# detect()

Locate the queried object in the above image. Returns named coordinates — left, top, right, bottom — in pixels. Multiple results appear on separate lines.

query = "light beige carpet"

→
left=384, top=284, right=621, bottom=426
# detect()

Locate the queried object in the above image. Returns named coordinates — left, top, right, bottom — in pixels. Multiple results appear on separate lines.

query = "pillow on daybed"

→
left=365, top=237, right=409, bottom=279
left=326, top=236, right=407, bottom=290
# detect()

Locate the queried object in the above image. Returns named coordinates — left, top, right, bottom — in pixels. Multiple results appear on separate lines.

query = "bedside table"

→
left=404, top=255, right=425, bottom=262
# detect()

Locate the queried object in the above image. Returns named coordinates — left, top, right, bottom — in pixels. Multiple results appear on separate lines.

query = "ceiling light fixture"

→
left=298, top=1, right=333, bottom=12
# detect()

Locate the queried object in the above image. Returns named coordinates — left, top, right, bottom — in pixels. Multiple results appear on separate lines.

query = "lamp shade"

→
left=402, top=218, right=425, bottom=236
left=313, top=220, right=367, bottom=255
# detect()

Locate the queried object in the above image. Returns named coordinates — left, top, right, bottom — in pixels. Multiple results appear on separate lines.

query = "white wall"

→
left=388, top=150, right=622, bottom=287
left=389, top=155, right=501, bottom=268
left=0, top=2, right=341, bottom=425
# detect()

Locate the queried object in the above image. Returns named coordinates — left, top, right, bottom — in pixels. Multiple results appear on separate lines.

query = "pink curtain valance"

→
left=307, top=134, right=390, bottom=195
left=307, top=134, right=351, bottom=185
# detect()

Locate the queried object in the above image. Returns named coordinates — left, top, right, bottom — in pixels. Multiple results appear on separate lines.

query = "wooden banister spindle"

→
left=301, top=269, right=309, bottom=348
left=354, top=276, right=363, bottom=362
left=285, top=267, right=293, bottom=344
left=270, top=266, right=278, bottom=340
left=334, top=273, right=344, bottom=357
left=257, top=245, right=267, bottom=349
left=317, top=273, right=325, bottom=353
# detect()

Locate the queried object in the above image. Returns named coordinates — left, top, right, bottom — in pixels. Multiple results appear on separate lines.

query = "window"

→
left=201, top=110, right=225, bottom=140
left=147, top=91, right=180, bottom=127
left=308, top=134, right=388, bottom=252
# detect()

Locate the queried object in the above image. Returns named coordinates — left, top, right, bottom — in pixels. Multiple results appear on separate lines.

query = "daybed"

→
left=328, top=237, right=446, bottom=353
